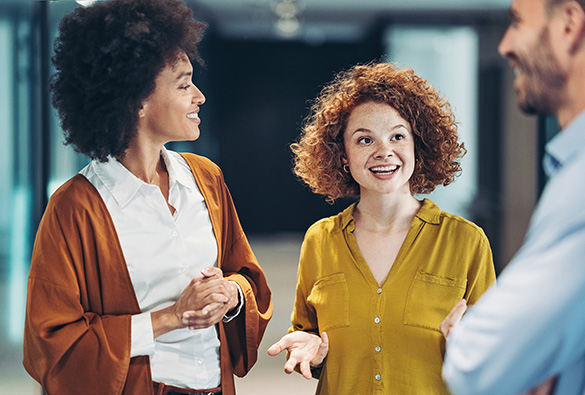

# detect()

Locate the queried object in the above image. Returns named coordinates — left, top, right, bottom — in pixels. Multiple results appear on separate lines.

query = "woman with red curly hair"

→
left=268, top=62, right=495, bottom=394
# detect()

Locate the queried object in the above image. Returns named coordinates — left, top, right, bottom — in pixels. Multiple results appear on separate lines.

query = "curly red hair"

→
left=291, top=62, right=466, bottom=202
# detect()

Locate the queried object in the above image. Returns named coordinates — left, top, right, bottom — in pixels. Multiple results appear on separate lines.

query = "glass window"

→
left=385, top=25, right=479, bottom=218
left=0, top=1, right=41, bottom=392
left=49, top=1, right=89, bottom=196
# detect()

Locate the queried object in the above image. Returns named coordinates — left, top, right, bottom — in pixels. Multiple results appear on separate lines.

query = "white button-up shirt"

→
left=80, top=148, right=224, bottom=389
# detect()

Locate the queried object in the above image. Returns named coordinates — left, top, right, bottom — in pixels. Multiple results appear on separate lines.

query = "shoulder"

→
left=38, top=175, right=109, bottom=238
left=305, top=209, right=347, bottom=235
left=422, top=199, right=488, bottom=243
left=48, top=174, right=102, bottom=213
left=440, top=211, right=486, bottom=238
left=177, top=152, right=223, bottom=179
left=304, top=204, right=353, bottom=243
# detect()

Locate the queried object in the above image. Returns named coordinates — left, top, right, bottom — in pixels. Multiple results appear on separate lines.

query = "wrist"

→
left=228, top=281, right=239, bottom=311
left=151, top=305, right=183, bottom=338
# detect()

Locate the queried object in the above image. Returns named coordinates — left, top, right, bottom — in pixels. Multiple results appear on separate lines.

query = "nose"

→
left=192, top=84, right=206, bottom=105
left=374, top=141, right=393, bottom=159
left=498, top=27, right=512, bottom=59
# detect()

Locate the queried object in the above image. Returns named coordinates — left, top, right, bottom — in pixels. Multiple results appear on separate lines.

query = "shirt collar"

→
left=92, top=147, right=192, bottom=208
left=341, top=202, right=358, bottom=230
left=161, top=148, right=193, bottom=191
left=544, top=110, right=585, bottom=178
left=340, top=198, right=441, bottom=231
left=415, top=198, right=442, bottom=225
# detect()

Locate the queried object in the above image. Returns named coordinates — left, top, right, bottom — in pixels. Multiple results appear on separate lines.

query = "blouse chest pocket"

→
left=307, top=273, right=350, bottom=332
left=404, top=270, right=466, bottom=332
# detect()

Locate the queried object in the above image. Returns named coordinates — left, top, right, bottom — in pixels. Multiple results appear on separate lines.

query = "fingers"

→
left=299, top=360, right=312, bottom=380
left=201, top=266, right=222, bottom=278
left=311, top=332, right=329, bottom=366
left=282, top=357, right=312, bottom=379
left=267, top=342, right=283, bottom=356
left=267, top=333, right=295, bottom=357
left=182, top=301, right=226, bottom=329
left=440, top=299, right=468, bottom=340
left=189, top=275, right=233, bottom=300
left=267, top=333, right=296, bottom=356
left=180, top=276, right=231, bottom=312
left=268, top=331, right=328, bottom=379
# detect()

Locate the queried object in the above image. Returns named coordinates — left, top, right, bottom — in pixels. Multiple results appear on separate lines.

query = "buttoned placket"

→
left=167, top=182, right=193, bottom=282
left=373, top=285, right=384, bottom=388
left=148, top=183, right=189, bottom=282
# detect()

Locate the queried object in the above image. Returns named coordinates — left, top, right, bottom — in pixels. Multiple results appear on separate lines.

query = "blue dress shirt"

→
left=443, top=110, right=585, bottom=395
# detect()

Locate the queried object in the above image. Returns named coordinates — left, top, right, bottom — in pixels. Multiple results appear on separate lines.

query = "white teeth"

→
left=371, top=165, right=398, bottom=172
left=187, top=113, right=199, bottom=119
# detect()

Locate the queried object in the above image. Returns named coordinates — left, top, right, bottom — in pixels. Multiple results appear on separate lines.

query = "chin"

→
left=186, top=129, right=201, bottom=141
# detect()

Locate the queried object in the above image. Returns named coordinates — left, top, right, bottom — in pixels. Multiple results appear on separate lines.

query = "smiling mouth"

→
left=186, top=112, right=199, bottom=119
left=370, top=165, right=399, bottom=175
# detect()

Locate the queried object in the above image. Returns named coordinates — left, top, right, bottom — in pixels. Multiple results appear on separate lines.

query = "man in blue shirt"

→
left=442, top=0, right=585, bottom=394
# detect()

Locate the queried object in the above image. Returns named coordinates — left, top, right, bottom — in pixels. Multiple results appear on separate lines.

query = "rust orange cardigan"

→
left=23, top=153, right=273, bottom=395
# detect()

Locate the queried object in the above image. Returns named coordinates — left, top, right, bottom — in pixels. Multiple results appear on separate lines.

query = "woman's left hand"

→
left=267, top=331, right=329, bottom=379
left=181, top=267, right=239, bottom=329
left=151, top=267, right=239, bottom=338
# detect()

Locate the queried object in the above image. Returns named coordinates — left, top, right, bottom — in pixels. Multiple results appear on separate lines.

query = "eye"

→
left=357, top=136, right=373, bottom=145
left=393, top=133, right=405, bottom=141
left=508, top=10, right=520, bottom=28
left=179, top=81, right=193, bottom=90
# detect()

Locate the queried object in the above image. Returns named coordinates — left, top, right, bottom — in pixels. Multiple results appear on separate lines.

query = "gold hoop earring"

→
left=343, top=164, right=350, bottom=173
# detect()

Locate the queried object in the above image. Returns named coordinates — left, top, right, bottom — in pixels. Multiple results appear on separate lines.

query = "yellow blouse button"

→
left=377, top=288, right=382, bottom=294
left=375, top=346, right=381, bottom=352
left=374, top=316, right=380, bottom=324
left=375, top=374, right=382, bottom=381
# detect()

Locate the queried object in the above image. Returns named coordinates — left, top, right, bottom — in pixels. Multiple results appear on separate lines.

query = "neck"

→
left=118, top=139, right=166, bottom=185
left=557, top=57, right=585, bottom=128
left=556, top=92, right=585, bottom=129
left=354, top=190, right=421, bottom=233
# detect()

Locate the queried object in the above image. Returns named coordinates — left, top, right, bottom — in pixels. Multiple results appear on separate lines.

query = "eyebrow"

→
left=350, top=124, right=409, bottom=135
left=508, top=7, right=520, bottom=23
left=176, top=71, right=193, bottom=80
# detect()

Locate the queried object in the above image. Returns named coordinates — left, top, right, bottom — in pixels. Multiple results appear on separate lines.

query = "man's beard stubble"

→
left=516, top=26, right=566, bottom=116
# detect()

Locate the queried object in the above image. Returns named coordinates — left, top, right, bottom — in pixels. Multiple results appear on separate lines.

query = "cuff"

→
left=131, top=312, right=155, bottom=357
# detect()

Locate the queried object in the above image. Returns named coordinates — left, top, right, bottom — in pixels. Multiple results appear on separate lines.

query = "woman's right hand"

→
left=267, top=331, right=329, bottom=379
left=151, top=267, right=233, bottom=337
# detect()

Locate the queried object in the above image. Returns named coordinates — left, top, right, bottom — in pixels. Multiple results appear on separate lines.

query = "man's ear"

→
left=560, top=1, right=585, bottom=54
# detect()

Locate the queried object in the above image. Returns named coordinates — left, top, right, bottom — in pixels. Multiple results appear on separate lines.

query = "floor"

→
left=0, top=234, right=317, bottom=395
left=234, top=234, right=318, bottom=395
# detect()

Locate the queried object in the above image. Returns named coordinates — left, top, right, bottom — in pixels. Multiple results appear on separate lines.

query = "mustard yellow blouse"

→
left=291, top=199, right=495, bottom=394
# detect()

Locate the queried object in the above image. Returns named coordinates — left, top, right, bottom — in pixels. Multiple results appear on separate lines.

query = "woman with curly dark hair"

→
left=22, top=1, right=272, bottom=394
left=268, top=62, right=495, bottom=394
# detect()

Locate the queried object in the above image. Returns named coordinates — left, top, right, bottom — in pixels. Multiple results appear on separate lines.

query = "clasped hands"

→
left=267, top=331, right=329, bottom=380
left=152, top=267, right=239, bottom=338
left=177, top=266, right=239, bottom=330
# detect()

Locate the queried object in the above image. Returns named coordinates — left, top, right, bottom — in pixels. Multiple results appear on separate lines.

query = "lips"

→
left=369, top=165, right=399, bottom=175
left=186, top=112, right=199, bottom=119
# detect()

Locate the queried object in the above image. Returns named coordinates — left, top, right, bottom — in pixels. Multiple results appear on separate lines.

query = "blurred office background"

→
left=0, top=0, right=557, bottom=393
